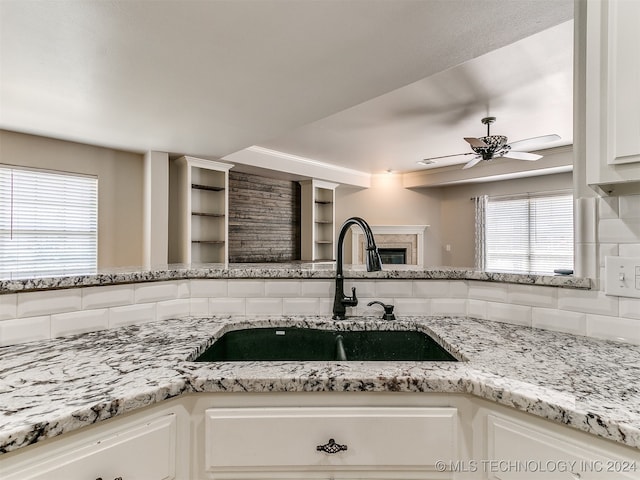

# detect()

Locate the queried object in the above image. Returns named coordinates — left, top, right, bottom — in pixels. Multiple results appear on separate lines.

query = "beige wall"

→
left=439, top=172, right=573, bottom=267
left=336, top=174, right=443, bottom=265
left=0, top=130, right=144, bottom=268
left=336, top=170, right=573, bottom=268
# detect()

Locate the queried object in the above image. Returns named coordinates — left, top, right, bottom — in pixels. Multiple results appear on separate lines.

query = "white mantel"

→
left=352, top=225, right=428, bottom=267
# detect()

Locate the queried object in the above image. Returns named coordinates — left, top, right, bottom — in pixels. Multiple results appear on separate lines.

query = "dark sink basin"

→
left=194, top=327, right=458, bottom=362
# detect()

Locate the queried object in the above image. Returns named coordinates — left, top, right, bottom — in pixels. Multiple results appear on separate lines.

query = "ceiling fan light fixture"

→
left=418, top=159, right=435, bottom=166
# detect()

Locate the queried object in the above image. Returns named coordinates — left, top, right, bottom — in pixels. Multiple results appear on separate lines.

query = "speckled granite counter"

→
left=0, top=263, right=591, bottom=293
left=1, top=314, right=638, bottom=455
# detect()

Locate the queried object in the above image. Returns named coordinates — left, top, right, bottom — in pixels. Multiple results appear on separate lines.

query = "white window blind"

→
left=484, top=191, right=573, bottom=274
left=0, top=166, right=97, bottom=278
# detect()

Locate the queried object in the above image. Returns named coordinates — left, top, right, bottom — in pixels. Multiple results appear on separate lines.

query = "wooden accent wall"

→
left=228, top=171, right=301, bottom=262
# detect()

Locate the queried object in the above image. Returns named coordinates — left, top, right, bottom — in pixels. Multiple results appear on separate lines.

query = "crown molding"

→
left=222, top=146, right=371, bottom=188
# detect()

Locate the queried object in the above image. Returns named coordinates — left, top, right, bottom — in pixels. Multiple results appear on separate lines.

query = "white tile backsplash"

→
left=227, top=280, right=265, bottom=297
left=17, top=289, right=81, bottom=318
left=598, top=218, right=640, bottom=244
left=618, top=194, right=640, bottom=219
left=431, top=298, right=467, bottom=316
left=412, top=280, right=451, bottom=298
left=393, top=298, right=430, bottom=315
left=467, top=299, right=487, bottom=319
left=265, top=281, right=301, bottom=297
left=507, top=285, right=557, bottom=308
left=210, top=297, right=245, bottom=315
left=618, top=243, right=640, bottom=257
left=82, top=285, right=134, bottom=310
left=468, top=281, right=508, bottom=303
left=190, top=279, right=228, bottom=298
left=156, top=299, right=190, bottom=321
left=532, top=307, right=586, bottom=336
left=283, top=298, right=319, bottom=315
left=598, top=195, right=619, bottom=220
left=619, top=297, right=640, bottom=320
left=134, top=281, right=178, bottom=303
left=587, top=314, right=640, bottom=345
left=189, top=298, right=210, bottom=316
left=0, top=316, right=50, bottom=346
left=51, top=309, right=109, bottom=337
left=0, top=294, right=17, bottom=321
left=343, top=280, right=376, bottom=298
left=374, top=281, right=413, bottom=297
left=109, top=303, right=156, bottom=328
left=301, top=280, right=334, bottom=297
left=486, top=302, right=532, bottom=327
left=558, top=288, right=619, bottom=316
left=245, top=298, right=283, bottom=315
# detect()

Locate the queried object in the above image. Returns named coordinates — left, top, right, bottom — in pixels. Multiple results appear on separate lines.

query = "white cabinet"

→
left=1, top=412, right=180, bottom=480
left=585, top=0, right=640, bottom=194
left=300, top=179, right=338, bottom=262
left=204, top=406, right=458, bottom=479
left=169, top=156, right=233, bottom=265
left=484, top=411, right=639, bottom=480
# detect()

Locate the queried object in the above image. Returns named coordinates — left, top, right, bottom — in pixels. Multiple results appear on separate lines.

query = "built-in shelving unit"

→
left=299, top=179, right=338, bottom=261
left=170, top=156, right=233, bottom=265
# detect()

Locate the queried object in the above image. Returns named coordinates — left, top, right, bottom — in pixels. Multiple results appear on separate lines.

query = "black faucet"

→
left=332, top=217, right=382, bottom=320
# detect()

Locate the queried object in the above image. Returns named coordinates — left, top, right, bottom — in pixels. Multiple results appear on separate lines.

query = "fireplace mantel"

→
left=351, top=225, right=428, bottom=266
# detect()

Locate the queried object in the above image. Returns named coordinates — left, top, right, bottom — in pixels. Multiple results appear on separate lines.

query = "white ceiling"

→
left=0, top=0, right=573, bottom=177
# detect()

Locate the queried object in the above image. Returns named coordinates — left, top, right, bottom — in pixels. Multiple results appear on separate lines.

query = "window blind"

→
left=0, top=166, right=98, bottom=278
left=484, top=191, right=573, bottom=274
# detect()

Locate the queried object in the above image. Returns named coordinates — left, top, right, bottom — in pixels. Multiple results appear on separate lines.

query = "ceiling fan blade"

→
left=419, top=152, right=474, bottom=162
left=462, top=156, right=483, bottom=169
left=503, top=151, right=543, bottom=161
left=464, top=137, right=488, bottom=148
left=507, top=134, right=561, bottom=152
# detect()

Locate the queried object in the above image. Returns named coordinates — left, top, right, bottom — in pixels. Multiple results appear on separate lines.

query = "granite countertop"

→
left=1, top=315, right=638, bottom=455
left=0, top=263, right=591, bottom=293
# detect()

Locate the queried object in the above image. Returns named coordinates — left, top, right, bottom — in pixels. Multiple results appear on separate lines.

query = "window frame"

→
left=0, top=164, right=98, bottom=278
left=477, top=190, right=574, bottom=275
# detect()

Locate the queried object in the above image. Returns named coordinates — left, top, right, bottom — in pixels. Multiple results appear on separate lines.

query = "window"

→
left=0, top=165, right=97, bottom=278
left=475, top=191, right=573, bottom=274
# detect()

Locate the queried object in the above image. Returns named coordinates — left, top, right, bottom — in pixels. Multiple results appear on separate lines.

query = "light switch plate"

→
left=604, top=256, right=640, bottom=298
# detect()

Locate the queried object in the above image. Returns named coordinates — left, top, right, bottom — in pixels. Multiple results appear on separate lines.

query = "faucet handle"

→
left=351, top=286, right=357, bottom=301
left=367, top=301, right=396, bottom=320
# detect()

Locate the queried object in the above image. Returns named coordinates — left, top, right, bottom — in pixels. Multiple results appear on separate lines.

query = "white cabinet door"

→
left=2, top=413, right=178, bottom=480
left=486, top=414, right=639, bottom=480
left=205, top=406, right=458, bottom=479
left=585, top=0, right=640, bottom=193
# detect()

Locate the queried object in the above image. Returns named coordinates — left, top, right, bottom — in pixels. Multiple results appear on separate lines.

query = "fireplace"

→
left=352, top=225, right=428, bottom=266
left=378, top=248, right=407, bottom=264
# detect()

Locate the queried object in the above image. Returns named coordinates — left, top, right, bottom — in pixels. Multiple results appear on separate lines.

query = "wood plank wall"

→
left=228, top=171, right=301, bottom=262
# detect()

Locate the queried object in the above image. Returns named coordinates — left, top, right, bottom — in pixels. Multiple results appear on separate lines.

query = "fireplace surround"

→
left=352, top=225, right=428, bottom=266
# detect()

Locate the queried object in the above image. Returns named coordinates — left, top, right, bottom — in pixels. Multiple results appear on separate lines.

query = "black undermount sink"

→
left=194, top=327, right=458, bottom=362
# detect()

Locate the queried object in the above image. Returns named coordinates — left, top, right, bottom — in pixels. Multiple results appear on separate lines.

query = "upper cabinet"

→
left=299, top=179, right=338, bottom=262
left=169, top=156, right=233, bottom=265
left=585, top=0, right=640, bottom=195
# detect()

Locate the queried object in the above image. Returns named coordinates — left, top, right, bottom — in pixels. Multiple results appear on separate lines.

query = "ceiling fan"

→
left=421, top=117, right=561, bottom=169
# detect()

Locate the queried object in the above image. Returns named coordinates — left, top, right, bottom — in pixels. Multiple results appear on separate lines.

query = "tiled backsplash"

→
left=1, top=277, right=638, bottom=347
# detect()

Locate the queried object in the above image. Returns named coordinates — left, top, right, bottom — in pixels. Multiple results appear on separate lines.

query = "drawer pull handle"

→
left=317, top=438, right=348, bottom=454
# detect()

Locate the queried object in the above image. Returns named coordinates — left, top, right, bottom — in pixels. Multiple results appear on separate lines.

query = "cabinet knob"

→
left=316, top=438, right=348, bottom=454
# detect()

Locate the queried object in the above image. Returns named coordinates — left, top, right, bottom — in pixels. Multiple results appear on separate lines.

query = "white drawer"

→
left=205, top=406, right=457, bottom=471
left=2, top=413, right=177, bottom=480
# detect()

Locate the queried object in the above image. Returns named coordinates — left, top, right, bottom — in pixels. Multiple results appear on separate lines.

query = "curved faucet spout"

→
left=333, top=217, right=382, bottom=320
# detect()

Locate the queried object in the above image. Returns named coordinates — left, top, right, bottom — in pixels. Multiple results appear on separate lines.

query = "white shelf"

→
left=299, top=179, right=338, bottom=262
left=170, top=156, right=233, bottom=265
